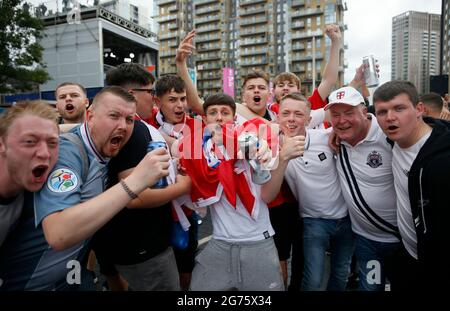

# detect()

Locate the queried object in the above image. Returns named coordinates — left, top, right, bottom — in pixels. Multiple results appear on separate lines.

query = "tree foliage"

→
left=0, top=0, right=50, bottom=93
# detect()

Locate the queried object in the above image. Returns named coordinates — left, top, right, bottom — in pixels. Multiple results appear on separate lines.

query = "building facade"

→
left=156, top=0, right=347, bottom=99
left=441, top=0, right=449, bottom=92
left=392, top=11, right=441, bottom=94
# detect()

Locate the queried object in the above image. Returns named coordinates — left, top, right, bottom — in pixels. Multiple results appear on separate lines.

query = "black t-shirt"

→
left=91, top=120, right=172, bottom=268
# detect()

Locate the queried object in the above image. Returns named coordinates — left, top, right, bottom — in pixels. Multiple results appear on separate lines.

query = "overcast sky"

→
left=343, top=0, right=442, bottom=85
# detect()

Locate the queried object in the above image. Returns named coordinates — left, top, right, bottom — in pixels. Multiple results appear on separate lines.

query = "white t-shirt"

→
left=0, top=192, right=24, bottom=246
left=285, top=129, right=348, bottom=219
left=392, top=131, right=432, bottom=259
left=208, top=161, right=274, bottom=242
left=337, top=116, right=399, bottom=243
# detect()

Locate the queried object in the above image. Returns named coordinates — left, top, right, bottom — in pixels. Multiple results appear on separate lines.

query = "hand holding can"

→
left=147, top=141, right=169, bottom=189
left=362, top=55, right=379, bottom=87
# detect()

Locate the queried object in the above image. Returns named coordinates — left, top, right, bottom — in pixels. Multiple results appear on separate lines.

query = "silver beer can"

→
left=237, top=132, right=271, bottom=185
left=362, top=55, right=379, bottom=87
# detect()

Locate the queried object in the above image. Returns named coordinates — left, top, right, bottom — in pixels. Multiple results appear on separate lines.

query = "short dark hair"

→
left=203, top=93, right=236, bottom=115
left=55, top=82, right=87, bottom=97
left=106, top=63, right=155, bottom=89
left=90, top=86, right=137, bottom=110
left=420, top=92, right=443, bottom=111
left=373, top=80, right=419, bottom=107
left=155, top=74, right=186, bottom=97
left=279, top=92, right=311, bottom=110
left=242, top=70, right=270, bottom=88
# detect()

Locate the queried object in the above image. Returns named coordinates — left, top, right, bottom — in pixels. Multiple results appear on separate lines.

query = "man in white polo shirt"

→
left=326, top=86, right=401, bottom=291
left=281, top=93, right=354, bottom=291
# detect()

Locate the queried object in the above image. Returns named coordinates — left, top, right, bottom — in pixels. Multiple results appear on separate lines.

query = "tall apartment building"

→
left=441, top=0, right=450, bottom=92
left=392, top=11, right=441, bottom=94
left=156, top=0, right=347, bottom=99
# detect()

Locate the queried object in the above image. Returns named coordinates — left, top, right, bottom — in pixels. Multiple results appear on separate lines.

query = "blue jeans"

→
left=301, top=216, right=355, bottom=291
left=354, top=234, right=400, bottom=291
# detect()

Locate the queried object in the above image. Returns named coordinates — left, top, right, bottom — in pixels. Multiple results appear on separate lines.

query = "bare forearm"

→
left=127, top=182, right=189, bottom=209
left=42, top=175, right=143, bottom=251
left=261, top=159, right=289, bottom=203
left=318, top=42, right=340, bottom=100
left=176, top=61, right=204, bottom=115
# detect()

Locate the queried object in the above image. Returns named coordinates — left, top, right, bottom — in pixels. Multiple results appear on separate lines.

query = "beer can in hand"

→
left=362, top=55, right=379, bottom=87
left=147, top=141, right=169, bottom=189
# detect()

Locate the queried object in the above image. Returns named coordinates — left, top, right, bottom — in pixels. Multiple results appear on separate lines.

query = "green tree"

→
left=0, top=0, right=50, bottom=93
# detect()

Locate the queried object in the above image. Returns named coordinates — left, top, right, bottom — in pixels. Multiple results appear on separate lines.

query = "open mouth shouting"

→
left=110, top=135, right=124, bottom=149
left=65, top=103, right=75, bottom=113
left=253, top=96, right=261, bottom=104
left=386, top=125, right=399, bottom=135
left=32, top=164, right=49, bottom=184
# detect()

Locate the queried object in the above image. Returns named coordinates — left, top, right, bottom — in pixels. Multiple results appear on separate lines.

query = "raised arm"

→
left=317, top=24, right=342, bottom=101
left=176, top=30, right=204, bottom=115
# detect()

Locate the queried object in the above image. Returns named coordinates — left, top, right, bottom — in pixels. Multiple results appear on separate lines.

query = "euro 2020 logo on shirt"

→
left=47, top=168, right=79, bottom=193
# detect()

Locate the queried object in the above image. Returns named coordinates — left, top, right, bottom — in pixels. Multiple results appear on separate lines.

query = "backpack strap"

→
left=60, top=132, right=89, bottom=182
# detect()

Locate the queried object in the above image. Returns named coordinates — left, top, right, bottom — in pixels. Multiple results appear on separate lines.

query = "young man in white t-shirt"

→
left=182, top=94, right=304, bottom=291
left=374, top=80, right=450, bottom=290
left=280, top=93, right=354, bottom=291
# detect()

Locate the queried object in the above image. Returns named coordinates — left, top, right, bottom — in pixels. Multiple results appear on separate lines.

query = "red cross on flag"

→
left=336, top=91, right=345, bottom=100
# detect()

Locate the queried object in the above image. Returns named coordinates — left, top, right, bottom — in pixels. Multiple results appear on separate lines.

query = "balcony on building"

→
left=240, top=15, right=267, bottom=26
left=167, top=5, right=178, bottom=13
left=291, top=53, right=323, bottom=62
left=195, top=0, right=219, bottom=7
left=159, top=50, right=177, bottom=58
left=291, top=29, right=323, bottom=40
left=240, top=0, right=266, bottom=6
left=337, top=21, right=348, bottom=31
left=240, top=27, right=267, bottom=36
left=241, top=48, right=267, bottom=56
left=197, top=63, right=222, bottom=71
left=292, top=43, right=305, bottom=51
left=241, top=57, right=268, bottom=66
left=196, top=24, right=221, bottom=34
left=240, top=37, right=268, bottom=47
left=337, top=0, right=348, bottom=11
left=195, top=34, right=221, bottom=43
left=196, top=5, right=220, bottom=15
left=291, top=7, right=323, bottom=18
left=195, top=15, right=221, bottom=26
left=240, top=6, right=266, bottom=17
left=292, top=0, right=305, bottom=8
left=156, top=14, right=177, bottom=23
left=158, top=32, right=178, bottom=41
left=157, top=0, right=176, bottom=5
left=198, top=43, right=221, bottom=52
left=291, top=20, right=305, bottom=30
left=197, top=53, right=221, bottom=61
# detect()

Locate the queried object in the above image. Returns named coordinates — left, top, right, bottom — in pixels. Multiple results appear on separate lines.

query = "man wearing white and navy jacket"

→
left=326, top=86, right=401, bottom=291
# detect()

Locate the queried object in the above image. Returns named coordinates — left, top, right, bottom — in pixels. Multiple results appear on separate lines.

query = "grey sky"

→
left=343, top=0, right=442, bottom=85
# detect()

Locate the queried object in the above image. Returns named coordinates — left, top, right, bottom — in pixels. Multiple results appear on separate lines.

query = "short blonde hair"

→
left=0, top=101, right=59, bottom=138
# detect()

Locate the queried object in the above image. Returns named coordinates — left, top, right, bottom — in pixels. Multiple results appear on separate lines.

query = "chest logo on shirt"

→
left=318, top=152, right=327, bottom=161
left=47, top=168, right=79, bottom=193
left=366, top=151, right=383, bottom=168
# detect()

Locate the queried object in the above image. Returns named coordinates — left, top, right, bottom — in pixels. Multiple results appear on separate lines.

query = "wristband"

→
left=120, top=179, right=138, bottom=200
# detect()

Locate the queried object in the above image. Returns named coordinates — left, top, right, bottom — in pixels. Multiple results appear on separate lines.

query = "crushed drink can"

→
left=362, top=55, right=379, bottom=87
left=237, top=132, right=271, bottom=185
left=147, top=141, right=168, bottom=189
